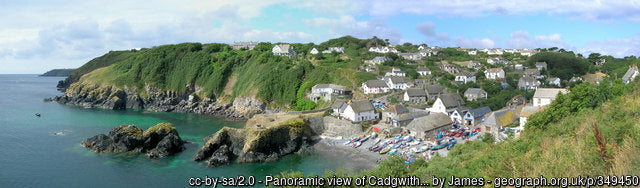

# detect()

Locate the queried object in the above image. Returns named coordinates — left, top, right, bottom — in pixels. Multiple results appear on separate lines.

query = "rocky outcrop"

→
left=81, top=122, right=185, bottom=158
left=53, top=82, right=265, bottom=118
left=193, top=118, right=315, bottom=167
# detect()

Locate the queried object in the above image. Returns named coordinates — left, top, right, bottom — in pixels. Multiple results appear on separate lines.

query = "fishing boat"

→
left=360, top=135, right=370, bottom=143
left=391, top=143, right=401, bottom=149
left=35, top=113, right=41, bottom=117
left=352, top=141, right=362, bottom=148
left=379, top=147, right=391, bottom=154
left=371, top=145, right=384, bottom=152
left=411, top=145, right=429, bottom=153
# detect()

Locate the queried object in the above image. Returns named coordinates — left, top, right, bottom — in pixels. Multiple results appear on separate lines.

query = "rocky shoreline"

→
left=52, top=83, right=266, bottom=119
left=81, top=122, right=185, bottom=158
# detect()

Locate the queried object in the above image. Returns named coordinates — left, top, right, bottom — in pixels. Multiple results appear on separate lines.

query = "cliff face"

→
left=81, top=122, right=185, bottom=158
left=40, top=69, right=76, bottom=77
left=53, top=81, right=265, bottom=118
left=193, top=118, right=315, bottom=167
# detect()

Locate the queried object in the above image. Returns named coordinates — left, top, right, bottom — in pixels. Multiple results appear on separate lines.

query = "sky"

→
left=1, top=0, right=639, bottom=74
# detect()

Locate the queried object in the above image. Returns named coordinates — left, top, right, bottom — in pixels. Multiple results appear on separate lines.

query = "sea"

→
left=0, top=74, right=355, bottom=187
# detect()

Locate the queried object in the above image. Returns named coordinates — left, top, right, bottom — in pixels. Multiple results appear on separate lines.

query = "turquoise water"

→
left=0, top=75, right=348, bottom=187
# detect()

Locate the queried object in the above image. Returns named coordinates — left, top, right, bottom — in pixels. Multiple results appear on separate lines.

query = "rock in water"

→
left=207, top=145, right=232, bottom=167
left=81, top=123, right=185, bottom=158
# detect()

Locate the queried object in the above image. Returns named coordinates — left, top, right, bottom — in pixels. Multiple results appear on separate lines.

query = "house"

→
left=425, top=84, right=443, bottom=100
left=484, top=108, right=518, bottom=130
left=330, top=99, right=348, bottom=116
left=622, top=65, right=639, bottom=84
left=533, top=88, right=569, bottom=107
left=449, top=108, right=470, bottom=124
left=487, top=57, right=509, bottom=65
left=464, top=88, right=487, bottom=101
left=385, top=68, right=406, bottom=77
left=523, top=68, right=540, bottom=78
left=520, top=49, right=536, bottom=56
left=369, top=47, right=398, bottom=54
left=455, top=72, right=476, bottom=83
left=310, top=48, right=319, bottom=55
left=232, top=42, right=258, bottom=50
left=342, top=100, right=379, bottom=122
left=518, top=76, right=540, bottom=90
left=514, top=64, right=524, bottom=70
left=365, top=56, right=390, bottom=64
left=413, top=79, right=428, bottom=87
left=487, top=48, right=503, bottom=55
left=462, top=106, right=492, bottom=126
left=468, top=50, right=477, bottom=55
left=399, top=53, right=421, bottom=61
left=518, top=106, right=543, bottom=127
left=361, top=65, right=376, bottom=72
left=468, top=61, right=482, bottom=70
left=595, top=58, right=606, bottom=66
left=362, top=80, right=390, bottom=94
left=429, top=93, right=465, bottom=114
left=535, top=62, right=548, bottom=71
left=547, top=77, right=561, bottom=87
left=382, top=104, right=409, bottom=124
left=322, top=47, right=344, bottom=54
left=384, top=76, right=410, bottom=90
left=441, top=64, right=460, bottom=74
left=484, top=68, right=505, bottom=80
left=406, top=113, right=453, bottom=138
left=395, top=111, right=429, bottom=127
left=416, top=67, right=431, bottom=76
left=506, top=95, right=526, bottom=108
left=306, top=84, right=352, bottom=102
left=272, top=44, right=297, bottom=56
left=403, top=88, right=427, bottom=103
left=504, top=49, right=516, bottom=53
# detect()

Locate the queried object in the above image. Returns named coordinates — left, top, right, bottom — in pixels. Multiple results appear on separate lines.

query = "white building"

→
left=310, top=48, right=319, bottom=55
left=484, top=68, right=505, bottom=80
left=455, top=72, right=476, bottom=83
left=429, top=93, right=465, bottom=115
left=547, top=77, right=561, bottom=87
left=385, top=68, right=406, bottom=77
left=272, top=44, right=297, bottom=56
left=532, top=88, right=569, bottom=107
left=362, top=80, right=390, bottom=94
left=468, top=51, right=477, bottom=55
left=306, top=84, right=352, bottom=102
left=384, top=76, right=410, bottom=90
left=369, top=47, right=398, bottom=54
left=342, top=100, right=379, bottom=122
left=416, top=67, right=431, bottom=76
left=622, top=65, right=639, bottom=84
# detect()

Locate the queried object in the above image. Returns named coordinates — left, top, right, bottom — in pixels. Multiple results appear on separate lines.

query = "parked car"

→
left=454, top=130, right=464, bottom=137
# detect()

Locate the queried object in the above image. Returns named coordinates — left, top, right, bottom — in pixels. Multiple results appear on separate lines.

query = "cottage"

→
left=416, top=67, right=431, bottom=76
left=310, top=48, right=319, bottom=55
left=449, top=108, right=470, bottom=124
left=504, top=49, right=516, bottom=53
left=484, top=108, right=517, bottom=130
left=362, top=80, right=390, bottom=94
left=514, top=64, right=524, bottom=70
left=464, top=88, right=487, bottom=101
left=322, top=47, right=344, bottom=54
left=455, top=72, right=476, bottom=83
left=463, top=106, right=492, bottom=126
left=366, top=56, right=390, bottom=64
left=487, top=57, right=509, bottom=65
left=622, top=65, right=639, bottom=84
left=546, top=77, right=561, bottom=87
left=403, top=88, right=427, bottom=103
left=518, top=106, right=543, bottom=127
left=395, top=111, right=429, bottom=127
left=382, top=104, right=409, bottom=124
left=307, top=84, right=352, bottom=102
left=487, top=48, right=503, bottom=55
left=342, top=100, right=378, bottom=122
left=399, top=53, right=421, bottom=61
left=429, top=93, right=465, bottom=114
left=384, top=76, right=410, bottom=90
left=484, top=68, right=505, bottom=80
left=406, top=113, right=453, bottom=138
left=232, top=42, right=258, bottom=50
left=369, top=47, right=398, bottom=54
left=533, top=88, right=568, bottom=107
left=468, top=61, right=482, bottom=70
left=385, top=68, right=406, bottom=77
left=272, top=44, right=297, bottom=56
left=523, top=68, right=541, bottom=78
left=441, top=64, right=460, bottom=74
left=535, top=62, right=548, bottom=71
left=331, top=99, right=347, bottom=116
left=425, top=84, right=443, bottom=100
left=520, top=49, right=536, bottom=56
left=518, top=76, right=540, bottom=90
left=361, top=65, right=376, bottom=72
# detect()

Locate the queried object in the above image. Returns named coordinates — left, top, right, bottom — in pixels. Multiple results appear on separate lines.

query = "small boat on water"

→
left=35, top=113, right=41, bottom=117
left=379, top=147, right=391, bottom=154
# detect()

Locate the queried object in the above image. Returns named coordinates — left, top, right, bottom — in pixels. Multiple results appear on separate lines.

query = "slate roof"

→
left=622, top=65, right=639, bottom=82
left=416, top=67, right=430, bottom=72
left=464, top=88, right=486, bottom=96
left=467, top=106, right=492, bottom=118
left=439, top=93, right=465, bottom=108
left=384, top=104, right=409, bottom=114
left=425, top=85, right=443, bottom=95
left=389, top=76, right=408, bottom=84
left=484, top=109, right=517, bottom=127
left=331, top=99, right=346, bottom=109
left=524, top=68, right=539, bottom=75
left=519, top=106, right=543, bottom=118
left=349, top=100, right=375, bottom=113
left=485, top=68, right=504, bottom=73
left=406, top=88, right=427, bottom=97
left=457, top=71, right=475, bottom=77
left=533, top=88, right=568, bottom=99
left=398, top=111, right=429, bottom=121
left=406, top=113, right=453, bottom=133
left=364, top=80, right=388, bottom=88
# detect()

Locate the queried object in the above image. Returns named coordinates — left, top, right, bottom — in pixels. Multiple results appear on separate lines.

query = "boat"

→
left=370, top=132, right=377, bottom=138
left=35, top=113, right=41, bottom=117
left=343, top=140, right=351, bottom=145
left=411, top=145, right=429, bottom=153
left=402, top=136, right=413, bottom=142
left=372, top=138, right=381, bottom=145
left=447, top=139, right=457, bottom=150
left=371, top=145, right=384, bottom=152
left=352, top=141, right=362, bottom=148
left=360, top=135, right=370, bottom=143
left=408, top=140, right=421, bottom=146
left=429, top=142, right=448, bottom=150
left=379, top=147, right=391, bottom=154
left=388, top=149, right=397, bottom=155
left=391, top=143, right=401, bottom=149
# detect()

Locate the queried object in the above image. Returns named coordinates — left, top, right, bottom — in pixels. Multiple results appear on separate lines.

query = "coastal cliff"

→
left=81, top=122, right=185, bottom=158
left=193, top=114, right=320, bottom=167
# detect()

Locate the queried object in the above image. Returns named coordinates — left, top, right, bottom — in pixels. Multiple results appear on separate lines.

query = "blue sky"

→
left=1, top=0, right=639, bottom=73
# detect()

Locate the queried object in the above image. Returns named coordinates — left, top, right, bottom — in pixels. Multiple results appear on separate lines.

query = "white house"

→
left=362, top=80, right=390, bottom=94
left=322, top=47, right=344, bottom=54
left=330, top=99, right=348, bottom=116
left=310, top=48, right=319, bottom=55
left=399, top=53, right=421, bottom=61
left=533, top=88, right=569, bottom=107
left=547, top=77, right=561, bottom=87
left=385, top=68, right=406, bottom=77
left=272, top=44, right=297, bottom=56
left=455, top=72, right=476, bottom=83
left=484, top=68, right=505, bottom=80
left=622, top=65, right=639, bottom=84
left=487, top=48, right=503, bottom=55
left=369, top=47, right=398, bottom=54
left=306, top=84, right=352, bottom=102
left=403, top=88, right=427, bottom=103
left=342, top=100, right=379, bottom=122
left=514, top=64, right=524, bottom=70
left=518, top=76, right=541, bottom=90
left=384, top=77, right=410, bottom=90
left=468, top=50, right=477, bottom=55
left=520, top=49, right=536, bottom=56
left=535, top=62, right=548, bottom=71
left=365, top=56, right=390, bottom=64
left=416, top=67, right=431, bottom=76
left=449, top=109, right=468, bottom=124
left=464, top=88, right=487, bottom=101
left=429, top=93, right=465, bottom=114
left=463, top=106, right=492, bottom=126
left=487, top=57, right=508, bottom=65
